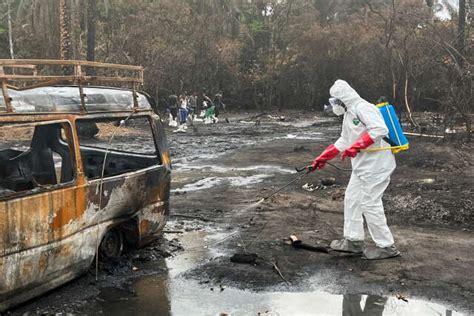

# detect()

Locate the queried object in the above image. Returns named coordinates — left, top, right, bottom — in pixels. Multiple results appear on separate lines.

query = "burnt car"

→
left=0, top=60, right=171, bottom=311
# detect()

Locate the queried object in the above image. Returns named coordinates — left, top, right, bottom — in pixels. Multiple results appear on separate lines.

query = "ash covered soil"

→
left=12, top=111, right=474, bottom=314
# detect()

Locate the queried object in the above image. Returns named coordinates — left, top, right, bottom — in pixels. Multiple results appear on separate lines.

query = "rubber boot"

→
left=362, top=245, right=400, bottom=260
left=330, top=238, right=364, bottom=253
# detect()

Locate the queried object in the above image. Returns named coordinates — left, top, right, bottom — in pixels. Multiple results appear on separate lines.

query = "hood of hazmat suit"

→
left=330, top=80, right=396, bottom=249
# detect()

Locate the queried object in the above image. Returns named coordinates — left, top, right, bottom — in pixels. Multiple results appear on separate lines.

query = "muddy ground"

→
left=11, top=111, right=474, bottom=315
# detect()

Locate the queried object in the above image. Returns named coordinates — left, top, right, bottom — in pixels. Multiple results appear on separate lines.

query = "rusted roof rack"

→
left=0, top=59, right=144, bottom=113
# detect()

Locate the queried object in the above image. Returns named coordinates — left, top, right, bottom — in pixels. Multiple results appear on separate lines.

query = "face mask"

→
left=329, top=97, right=346, bottom=116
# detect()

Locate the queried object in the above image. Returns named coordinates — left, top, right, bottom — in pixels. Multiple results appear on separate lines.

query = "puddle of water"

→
left=84, top=230, right=464, bottom=316
left=173, top=163, right=295, bottom=174
left=237, top=117, right=333, bottom=128
left=123, top=279, right=463, bottom=316
left=172, top=174, right=272, bottom=193
left=274, top=121, right=322, bottom=128
left=227, top=174, right=272, bottom=187
left=172, top=177, right=222, bottom=192
left=281, top=133, right=323, bottom=140
left=164, top=230, right=233, bottom=276
left=275, top=130, right=334, bottom=141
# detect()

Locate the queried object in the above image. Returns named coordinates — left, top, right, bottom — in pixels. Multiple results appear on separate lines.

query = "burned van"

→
left=0, top=60, right=171, bottom=311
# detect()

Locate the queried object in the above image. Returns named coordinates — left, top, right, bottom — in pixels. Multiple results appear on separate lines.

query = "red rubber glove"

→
left=341, top=132, right=374, bottom=160
left=312, top=144, right=340, bottom=171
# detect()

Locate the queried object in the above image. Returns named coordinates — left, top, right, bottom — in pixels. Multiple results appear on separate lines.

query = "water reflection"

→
left=343, top=294, right=387, bottom=316
left=128, top=272, right=172, bottom=315
left=94, top=279, right=171, bottom=315
left=94, top=279, right=462, bottom=316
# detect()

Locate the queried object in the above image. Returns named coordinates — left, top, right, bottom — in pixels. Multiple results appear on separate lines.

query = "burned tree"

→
left=58, top=0, right=72, bottom=61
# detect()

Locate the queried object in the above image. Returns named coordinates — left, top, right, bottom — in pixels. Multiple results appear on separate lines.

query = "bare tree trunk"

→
left=390, top=56, right=396, bottom=100
left=457, top=0, right=466, bottom=55
left=69, top=0, right=79, bottom=59
left=87, top=0, right=97, bottom=62
left=196, top=0, right=204, bottom=14
left=391, top=71, right=396, bottom=100
left=7, top=0, right=15, bottom=59
left=59, top=0, right=73, bottom=61
left=404, top=74, right=417, bottom=128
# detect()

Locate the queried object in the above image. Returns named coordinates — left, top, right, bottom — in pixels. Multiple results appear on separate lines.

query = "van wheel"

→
left=99, top=228, right=123, bottom=259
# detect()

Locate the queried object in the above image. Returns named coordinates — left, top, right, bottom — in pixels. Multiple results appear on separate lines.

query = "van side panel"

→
left=0, top=186, right=92, bottom=310
left=0, top=165, right=169, bottom=310
left=0, top=112, right=171, bottom=311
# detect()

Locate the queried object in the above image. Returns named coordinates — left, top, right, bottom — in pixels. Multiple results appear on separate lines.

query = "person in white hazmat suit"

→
left=311, top=80, right=400, bottom=260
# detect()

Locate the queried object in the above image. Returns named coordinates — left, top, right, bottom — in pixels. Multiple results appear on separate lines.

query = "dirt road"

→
left=12, top=111, right=474, bottom=315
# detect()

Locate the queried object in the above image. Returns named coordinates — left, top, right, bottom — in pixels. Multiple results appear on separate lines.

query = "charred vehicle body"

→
left=0, top=60, right=171, bottom=311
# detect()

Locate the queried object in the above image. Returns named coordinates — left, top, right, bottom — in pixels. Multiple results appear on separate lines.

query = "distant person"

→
left=204, top=102, right=217, bottom=124
left=160, top=97, right=169, bottom=115
left=200, top=91, right=213, bottom=118
left=213, top=91, right=225, bottom=118
left=179, top=94, right=188, bottom=110
left=311, top=79, right=399, bottom=260
left=204, top=92, right=212, bottom=105
left=188, top=93, right=196, bottom=111
left=196, top=89, right=205, bottom=115
left=176, top=94, right=188, bottom=132
left=188, top=92, right=197, bottom=124
left=168, top=94, right=178, bottom=127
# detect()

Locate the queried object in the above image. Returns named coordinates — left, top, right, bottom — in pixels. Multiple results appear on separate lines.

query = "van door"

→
left=0, top=120, right=90, bottom=297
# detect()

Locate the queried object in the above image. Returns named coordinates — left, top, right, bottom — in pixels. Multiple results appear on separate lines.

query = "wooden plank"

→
left=1, top=64, right=37, bottom=69
left=0, top=60, right=144, bottom=90
left=1, top=80, right=12, bottom=112
left=0, top=59, right=143, bottom=71
left=6, top=79, right=65, bottom=91
left=0, top=75, right=143, bottom=83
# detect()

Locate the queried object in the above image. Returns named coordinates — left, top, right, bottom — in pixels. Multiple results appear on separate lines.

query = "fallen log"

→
left=289, top=235, right=330, bottom=254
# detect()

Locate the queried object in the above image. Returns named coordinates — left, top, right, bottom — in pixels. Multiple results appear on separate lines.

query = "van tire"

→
left=99, top=228, right=124, bottom=259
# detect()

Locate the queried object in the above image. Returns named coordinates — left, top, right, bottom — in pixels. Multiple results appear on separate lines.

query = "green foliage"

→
left=249, top=20, right=264, bottom=33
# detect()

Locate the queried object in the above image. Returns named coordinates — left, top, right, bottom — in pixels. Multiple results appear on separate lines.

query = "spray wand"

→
left=259, top=166, right=313, bottom=202
left=260, top=162, right=351, bottom=202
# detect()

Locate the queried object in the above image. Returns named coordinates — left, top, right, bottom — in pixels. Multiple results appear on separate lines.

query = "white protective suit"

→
left=330, top=80, right=396, bottom=248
